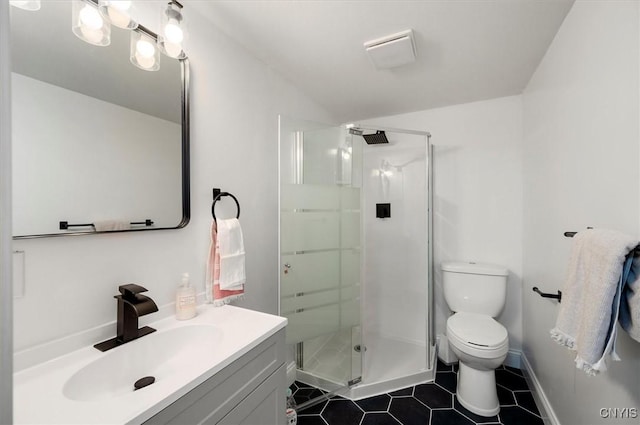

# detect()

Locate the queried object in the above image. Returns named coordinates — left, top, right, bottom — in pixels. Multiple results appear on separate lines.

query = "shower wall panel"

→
left=362, top=137, right=427, bottom=346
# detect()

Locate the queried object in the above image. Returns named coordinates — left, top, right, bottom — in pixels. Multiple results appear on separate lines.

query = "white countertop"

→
left=14, top=305, right=287, bottom=424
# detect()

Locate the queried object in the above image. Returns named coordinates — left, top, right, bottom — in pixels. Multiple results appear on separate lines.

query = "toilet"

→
left=441, top=262, right=509, bottom=417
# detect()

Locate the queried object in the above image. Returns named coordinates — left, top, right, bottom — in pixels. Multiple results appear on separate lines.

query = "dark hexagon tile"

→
left=495, top=369, right=529, bottom=391
left=497, top=384, right=516, bottom=406
left=453, top=397, right=499, bottom=423
left=499, top=406, right=544, bottom=425
left=431, top=409, right=475, bottom=425
left=453, top=362, right=459, bottom=372
left=435, top=371, right=457, bottom=393
left=294, top=388, right=326, bottom=405
left=298, top=399, right=328, bottom=415
left=361, top=412, right=402, bottom=425
left=297, top=414, right=328, bottom=425
left=355, top=394, right=391, bottom=412
left=514, top=391, right=541, bottom=416
left=389, top=387, right=413, bottom=397
left=321, top=399, right=364, bottom=425
left=388, top=397, right=431, bottom=425
left=414, top=383, right=453, bottom=409
left=290, top=382, right=299, bottom=393
left=295, top=380, right=314, bottom=389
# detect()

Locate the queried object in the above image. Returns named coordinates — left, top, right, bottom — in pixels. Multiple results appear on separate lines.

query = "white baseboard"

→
left=521, top=352, right=560, bottom=425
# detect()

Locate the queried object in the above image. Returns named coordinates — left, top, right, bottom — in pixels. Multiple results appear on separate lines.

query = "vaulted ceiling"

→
left=190, top=0, right=575, bottom=122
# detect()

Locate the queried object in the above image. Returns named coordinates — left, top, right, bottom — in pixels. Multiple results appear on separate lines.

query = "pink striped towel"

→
left=206, top=220, right=244, bottom=306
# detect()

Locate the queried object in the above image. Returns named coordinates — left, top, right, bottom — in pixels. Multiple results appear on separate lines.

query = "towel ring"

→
left=211, top=189, right=240, bottom=223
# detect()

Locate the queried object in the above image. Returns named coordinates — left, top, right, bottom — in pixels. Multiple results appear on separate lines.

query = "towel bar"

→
left=211, top=188, right=240, bottom=223
left=59, top=219, right=154, bottom=230
left=532, top=287, right=562, bottom=302
left=564, top=229, right=640, bottom=255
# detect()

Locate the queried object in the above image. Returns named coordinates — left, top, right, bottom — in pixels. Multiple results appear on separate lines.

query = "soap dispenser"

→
left=175, top=272, right=197, bottom=320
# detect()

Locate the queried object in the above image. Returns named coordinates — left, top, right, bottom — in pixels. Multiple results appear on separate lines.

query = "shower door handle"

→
left=283, top=263, right=292, bottom=274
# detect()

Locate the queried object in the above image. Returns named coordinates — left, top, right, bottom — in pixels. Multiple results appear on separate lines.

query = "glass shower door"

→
left=279, top=117, right=363, bottom=390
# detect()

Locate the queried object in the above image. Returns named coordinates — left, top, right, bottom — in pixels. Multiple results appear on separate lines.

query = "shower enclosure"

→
left=278, top=116, right=434, bottom=402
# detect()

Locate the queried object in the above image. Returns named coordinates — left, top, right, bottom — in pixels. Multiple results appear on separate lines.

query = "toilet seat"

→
left=447, top=312, right=508, bottom=358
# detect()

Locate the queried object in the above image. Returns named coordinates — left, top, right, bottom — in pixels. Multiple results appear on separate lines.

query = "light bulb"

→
left=136, top=39, right=156, bottom=58
left=162, top=41, right=183, bottom=58
left=99, top=0, right=136, bottom=29
left=73, top=1, right=110, bottom=46
left=164, top=20, right=184, bottom=44
left=79, top=4, right=103, bottom=30
left=110, top=0, right=131, bottom=11
left=135, top=52, right=156, bottom=70
left=130, top=30, right=159, bottom=71
left=80, top=27, right=105, bottom=44
left=159, top=3, right=186, bottom=58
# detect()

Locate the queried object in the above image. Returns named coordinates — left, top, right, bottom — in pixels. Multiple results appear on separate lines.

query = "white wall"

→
left=363, top=95, right=524, bottom=351
left=12, top=8, right=334, bottom=352
left=522, top=1, right=640, bottom=424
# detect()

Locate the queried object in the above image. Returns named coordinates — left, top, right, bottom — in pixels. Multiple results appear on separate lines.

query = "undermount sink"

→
left=63, top=325, right=222, bottom=402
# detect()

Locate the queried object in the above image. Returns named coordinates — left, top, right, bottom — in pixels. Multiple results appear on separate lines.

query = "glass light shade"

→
left=97, top=0, right=138, bottom=30
left=158, top=2, right=187, bottom=59
left=72, top=0, right=111, bottom=46
left=130, top=30, right=160, bottom=71
left=9, top=1, right=41, bottom=11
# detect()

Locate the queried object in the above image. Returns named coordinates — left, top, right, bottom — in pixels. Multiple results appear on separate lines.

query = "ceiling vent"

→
left=364, top=29, right=416, bottom=70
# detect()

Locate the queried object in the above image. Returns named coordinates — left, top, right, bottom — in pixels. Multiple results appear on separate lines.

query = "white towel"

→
left=217, top=218, right=246, bottom=290
left=619, top=257, right=640, bottom=342
left=206, top=220, right=244, bottom=306
left=94, top=220, right=131, bottom=231
left=550, top=228, right=638, bottom=375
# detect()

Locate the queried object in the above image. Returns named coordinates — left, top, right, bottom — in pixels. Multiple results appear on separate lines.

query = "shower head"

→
left=362, top=131, right=389, bottom=145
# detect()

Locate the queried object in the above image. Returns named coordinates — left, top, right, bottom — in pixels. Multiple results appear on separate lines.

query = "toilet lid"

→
left=447, top=312, right=508, bottom=349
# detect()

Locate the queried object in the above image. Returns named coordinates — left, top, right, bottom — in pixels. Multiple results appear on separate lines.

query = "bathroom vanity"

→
left=13, top=306, right=287, bottom=424
left=144, top=328, right=286, bottom=424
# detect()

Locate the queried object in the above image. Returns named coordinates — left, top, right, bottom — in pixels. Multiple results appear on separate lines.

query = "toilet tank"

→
left=441, top=262, right=509, bottom=317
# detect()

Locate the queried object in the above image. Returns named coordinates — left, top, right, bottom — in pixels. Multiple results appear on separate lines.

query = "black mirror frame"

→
left=13, top=58, right=190, bottom=240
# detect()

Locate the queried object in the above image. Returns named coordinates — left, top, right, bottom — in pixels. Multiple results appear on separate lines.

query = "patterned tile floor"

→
left=291, top=360, right=544, bottom=425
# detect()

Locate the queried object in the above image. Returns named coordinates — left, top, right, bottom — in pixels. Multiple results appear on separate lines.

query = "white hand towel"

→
left=550, top=228, right=638, bottom=375
left=94, top=220, right=131, bottom=231
left=217, top=218, right=246, bottom=290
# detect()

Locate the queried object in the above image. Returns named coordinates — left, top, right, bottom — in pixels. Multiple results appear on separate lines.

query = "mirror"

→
left=10, top=1, right=190, bottom=239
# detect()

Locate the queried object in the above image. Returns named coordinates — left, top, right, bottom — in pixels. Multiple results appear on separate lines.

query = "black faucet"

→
left=94, top=284, right=159, bottom=352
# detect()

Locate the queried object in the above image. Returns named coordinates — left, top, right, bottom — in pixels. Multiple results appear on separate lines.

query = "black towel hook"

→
left=211, top=188, right=240, bottom=223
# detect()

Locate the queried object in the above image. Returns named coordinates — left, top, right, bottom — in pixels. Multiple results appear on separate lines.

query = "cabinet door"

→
left=217, top=365, right=286, bottom=425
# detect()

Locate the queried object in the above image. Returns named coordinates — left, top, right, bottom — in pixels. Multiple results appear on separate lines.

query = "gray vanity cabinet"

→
left=143, top=329, right=287, bottom=425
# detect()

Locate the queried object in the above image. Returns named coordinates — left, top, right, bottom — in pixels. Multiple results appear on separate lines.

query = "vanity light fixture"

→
left=98, top=0, right=138, bottom=30
left=72, top=0, right=111, bottom=46
left=19, top=0, right=187, bottom=71
left=9, top=0, right=41, bottom=11
left=158, top=1, right=187, bottom=59
left=130, top=28, right=160, bottom=71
